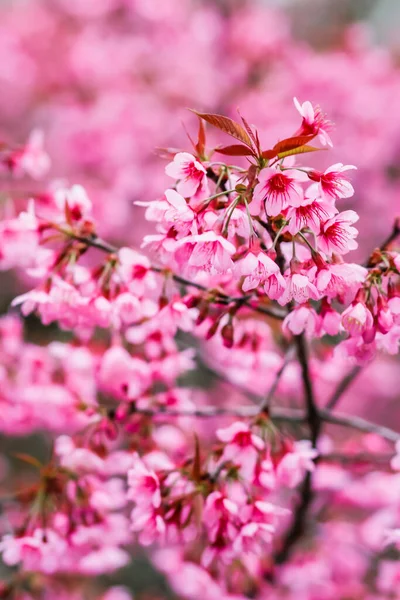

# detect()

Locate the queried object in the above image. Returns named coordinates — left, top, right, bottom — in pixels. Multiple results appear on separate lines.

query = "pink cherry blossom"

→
left=293, top=97, right=333, bottom=147
left=283, top=305, right=319, bottom=336
left=175, top=231, right=235, bottom=275
left=341, top=302, right=374, bottom=337
left=217, top=421, right=264, bottom=480
left=251, top=167, right=304, bottom=217
left=307, top=163, right=357, bottom=201
left=276, top=440, right=319, bottom=488
left=137, top=188, right=196, bottom=236
left=235, top=250, right=282, bottom=292
left=278, top=273, right=320, bottom=306
left=165, top=152, right=209, bottom=199
left=12, top=129, right=51, bottom=179
left=285, top=195, right=336, bottom=235
left=127, top=454, right=161, bottom=508
left=317, top=210, right=359, bottom=255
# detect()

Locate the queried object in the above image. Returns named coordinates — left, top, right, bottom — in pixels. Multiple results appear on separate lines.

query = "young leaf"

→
left=13, top=453, right=43, bottom=469
left=277, top=145, right=322, bottom=159
left=273, top=134, right=317, bottom=155
left=195, top=117, right=206, bottom=157
left=215, top=144, right=255, bottom=157
left=237, top=110, right=260, bottom=152
left=261, top=149, right=278, bottom=160
left=189, top=110, right=253, bottom=148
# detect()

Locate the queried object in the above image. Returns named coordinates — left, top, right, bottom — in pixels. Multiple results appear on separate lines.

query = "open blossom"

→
left=202, top=491, right=239, bottom=565
left=54, top=184, right=92, bottom=221
left=283, top=305, right=319, bottom=336
left=0, top=204, right=40, bottom=269
left=175, top=231, right=235, bottom=275
left=137, top=189, right=196, bottom=236
left=217, top=421, right=264, bottom=480
left=127, top=454, right=161, bottom=508
left=315, top=262, right=367, bottom=300
left=9, top=129, right=51, bottom=179
left=285, top=195, right=335, bottom=235
left=317, top=210, right=359, bottom=255
left=307, top=163, right=356, bottom=201
left=277, top=440, right=319, bottom=488
left=341, top=302, right=374, bottom=337
left=235, top=250, right=283, bottom=292
left=293, top=97, right=333, bottom=147
left=165, top=152, right=208, bottom=199
left=278, top=273, right=320, bottom=306
left=251, top=167, right=304, bottom=217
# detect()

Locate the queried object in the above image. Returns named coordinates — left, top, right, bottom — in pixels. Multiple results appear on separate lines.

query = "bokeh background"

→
left=0, top=0, right=399, bottom=596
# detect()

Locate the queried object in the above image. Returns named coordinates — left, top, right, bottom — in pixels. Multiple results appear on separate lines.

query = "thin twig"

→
left=258, top=350, right=293, bottom=415
left=325, top=365, right=362, bottom=411
left=59, top=230, right=286, bottom=320
left=114, top=399, right=400, bottom=443
left=274, top=334, right=321, bottom=566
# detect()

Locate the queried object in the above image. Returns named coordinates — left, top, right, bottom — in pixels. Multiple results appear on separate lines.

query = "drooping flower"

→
left=341, top=301, right=374, bottom=337
left=282, top=305, right=319, bottom=336
left=235, top=250, right=283, bottom=292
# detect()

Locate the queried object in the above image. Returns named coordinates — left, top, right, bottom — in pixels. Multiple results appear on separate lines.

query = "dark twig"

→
left=117, top=404, right=400, bottom=443
left=325, top=365, right=362, bottom=411
left=59, top=230, right=286, bottom=320
left=258, top=350, right=293, bottom=415
left=273, top=334, right=321, bottom=566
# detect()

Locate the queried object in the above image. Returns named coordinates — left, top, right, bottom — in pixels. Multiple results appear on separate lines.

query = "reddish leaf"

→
left=273, top=134, right=317, bottom=155
left=190, top=110, right=253, bottom=148
left=277, top=145, right=322, bottom=159
left=13, top=453, right=43, bottom=469
left=215, top=144, right=255, bottom=157
left=237, top=110, right=260, bottom=152
left=195, top=117, right=206, bottom=157
left=261, top=149, right=278, bottom=160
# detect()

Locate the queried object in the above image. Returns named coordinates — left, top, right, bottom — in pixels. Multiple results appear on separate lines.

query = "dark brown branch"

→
left=258, top=350, right=293, bottom=415
left=118, top=403, right=400, bottom=442
left=273, top=334, right=321, bottom=567
left=60, top=230, right=286, bottom=320
left=325, top=365, right=362, bottom=411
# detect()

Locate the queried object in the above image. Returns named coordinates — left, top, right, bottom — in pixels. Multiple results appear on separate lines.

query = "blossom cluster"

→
left=0, top=88, right=399, bottom=600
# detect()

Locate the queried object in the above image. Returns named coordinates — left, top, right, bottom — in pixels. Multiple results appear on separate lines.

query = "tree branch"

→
left=273, top=334, right=321, bottom=567
left=118, top=403, right=400, bottom=442
left=325, top=365, right=362, bottom=411
left=57, top=230, right=286, bottom=320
